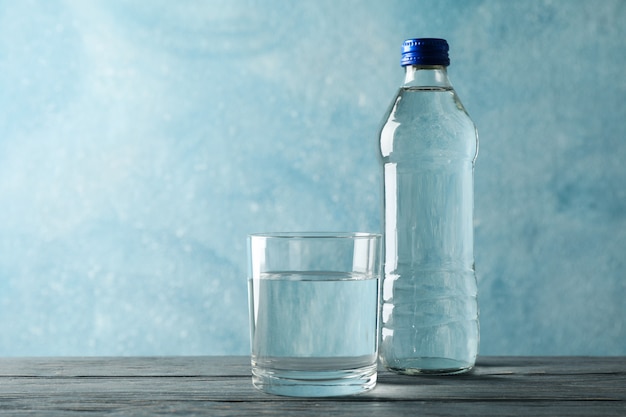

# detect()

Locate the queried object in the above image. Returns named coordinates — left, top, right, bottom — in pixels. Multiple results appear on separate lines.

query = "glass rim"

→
left=248, top=231, right=381, bottom=240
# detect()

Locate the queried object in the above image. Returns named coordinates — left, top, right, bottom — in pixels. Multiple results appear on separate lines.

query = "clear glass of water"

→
left=247, top=232, right=381, bottom=397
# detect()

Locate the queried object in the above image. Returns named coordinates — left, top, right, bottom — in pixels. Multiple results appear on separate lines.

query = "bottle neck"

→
left=403, top=65, right=452, bottom=89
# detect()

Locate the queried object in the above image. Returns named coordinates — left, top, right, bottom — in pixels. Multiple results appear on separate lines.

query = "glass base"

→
left=384, top=357, right=474, bottom=376
left=251, top=363, right=377, bottom=397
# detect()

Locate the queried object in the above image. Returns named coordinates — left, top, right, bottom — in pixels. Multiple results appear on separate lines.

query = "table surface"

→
left=0, top=356, right=624, bottom=416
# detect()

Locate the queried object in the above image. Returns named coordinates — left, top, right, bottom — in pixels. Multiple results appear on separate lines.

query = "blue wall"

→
left=1, top=0, right=624, bottom=356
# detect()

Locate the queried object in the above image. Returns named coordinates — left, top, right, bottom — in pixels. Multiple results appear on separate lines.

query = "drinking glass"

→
left=247, top=232, right=381, bottom=397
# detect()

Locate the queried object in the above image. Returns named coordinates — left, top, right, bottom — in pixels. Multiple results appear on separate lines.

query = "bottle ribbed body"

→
left=378, top=65, right=479, bottom=375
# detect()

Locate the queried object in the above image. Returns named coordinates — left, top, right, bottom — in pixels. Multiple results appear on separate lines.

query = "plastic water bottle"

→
left=378, top=38, right=479, bottom=375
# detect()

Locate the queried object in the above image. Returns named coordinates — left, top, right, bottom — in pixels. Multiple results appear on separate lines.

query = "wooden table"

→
left=0, top=356, right=624, bottom=416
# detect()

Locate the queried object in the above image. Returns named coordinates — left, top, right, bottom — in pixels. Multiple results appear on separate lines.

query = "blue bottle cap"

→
left=401, top=38, right=450, bottom=67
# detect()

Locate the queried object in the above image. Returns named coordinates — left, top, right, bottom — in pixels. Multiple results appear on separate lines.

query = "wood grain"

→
left=0, top=356, right=624, bottom=416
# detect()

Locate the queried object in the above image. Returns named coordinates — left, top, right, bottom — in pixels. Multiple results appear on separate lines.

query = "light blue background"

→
left=1, top=0, right=624, bottom=356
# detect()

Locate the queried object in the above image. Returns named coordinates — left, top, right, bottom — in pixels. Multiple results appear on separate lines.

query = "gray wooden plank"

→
left=474, top=356, right=626, bottom=375
left=0, top=356, right=249, bottom=377
left=2, top=356, right=624, bottom=378
left=2, top=394, right=625, bottom=417
left=1, top=372, right=623, bottom=402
